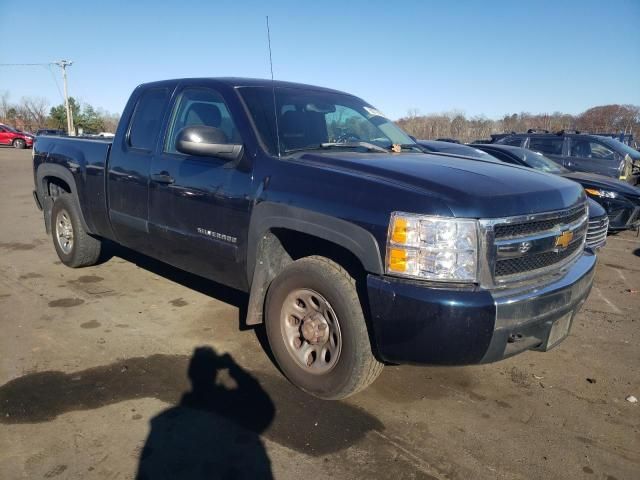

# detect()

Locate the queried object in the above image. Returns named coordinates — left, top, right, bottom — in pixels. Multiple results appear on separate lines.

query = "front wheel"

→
left=13, top=139, right=26, bottom=149
left=51, top=194, right=102, bottom=267
left=265, top=256, right=383, bottom=399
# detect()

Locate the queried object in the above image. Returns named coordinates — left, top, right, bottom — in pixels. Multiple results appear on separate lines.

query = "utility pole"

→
left=54, top=60, right=74, bottom=135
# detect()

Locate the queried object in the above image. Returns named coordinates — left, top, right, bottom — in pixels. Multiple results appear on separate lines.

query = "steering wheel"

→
left=335, top=132, right=361, bottom=143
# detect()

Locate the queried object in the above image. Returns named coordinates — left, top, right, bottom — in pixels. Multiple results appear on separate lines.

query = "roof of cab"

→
left=136, top=77, right=352, bottom=96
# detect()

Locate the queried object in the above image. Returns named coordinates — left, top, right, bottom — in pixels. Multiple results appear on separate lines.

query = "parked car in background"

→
left=593, top=133, right=637, bottom=149
left=419, top=140, right=610, bottom=248
left=32, top=77, right=596, bottom=399
left=474, top=144, right=640, bottom=232
left=35, top=129, right=66, bottom=136
left=417, top=139, right=496, bottom=160
left=0, top=123, right=34, bottom=149
left=496, top=131, right=639, bottom=185
left=434, top=137, right=460, bottom=143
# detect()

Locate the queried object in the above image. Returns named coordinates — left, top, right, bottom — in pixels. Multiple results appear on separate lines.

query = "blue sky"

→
left=1, top=0, right=638, bottom=120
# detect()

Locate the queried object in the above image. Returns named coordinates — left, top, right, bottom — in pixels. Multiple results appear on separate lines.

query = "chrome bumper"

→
left=480, top=251, right=596, bottom=363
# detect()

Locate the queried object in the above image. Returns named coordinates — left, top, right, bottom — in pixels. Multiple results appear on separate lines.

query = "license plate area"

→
left=545, top=311, right=573, bottom=350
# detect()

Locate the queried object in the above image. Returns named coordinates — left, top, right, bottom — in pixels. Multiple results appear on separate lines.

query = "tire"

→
left=13, top=139, right=26, bottom=149
left=51, top=194, right=102, bottom=267
left=265, top=256, right=383, bottom=399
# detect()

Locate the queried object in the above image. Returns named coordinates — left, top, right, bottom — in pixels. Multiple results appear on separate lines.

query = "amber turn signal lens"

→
left=388, top=248, right=408, bottom=272
left=391, top=218, right=408, bottom=244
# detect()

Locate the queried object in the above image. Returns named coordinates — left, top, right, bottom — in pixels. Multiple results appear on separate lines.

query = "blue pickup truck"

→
left=32, top=78, right=596, bottom=399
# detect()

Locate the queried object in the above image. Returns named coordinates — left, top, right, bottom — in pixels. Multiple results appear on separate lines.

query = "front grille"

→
left=495, top=240, right=582, bottom=276
left=494, top=205, right=585, bottom=239
left=488, top=203, right=588, bottom=283
left=586, top=216, right=608, bottom=249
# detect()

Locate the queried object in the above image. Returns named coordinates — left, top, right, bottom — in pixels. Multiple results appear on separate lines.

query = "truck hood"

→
left=294, top=152, right=585, bottom=218
left=560, top=171, right=640, bottom=197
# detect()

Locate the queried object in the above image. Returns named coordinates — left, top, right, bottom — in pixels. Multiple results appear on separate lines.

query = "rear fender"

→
left=36, top=164, right=92, bottom=234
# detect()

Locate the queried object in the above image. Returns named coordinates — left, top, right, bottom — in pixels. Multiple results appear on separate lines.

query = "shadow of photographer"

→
left=136, top=347, right=275, bottom=480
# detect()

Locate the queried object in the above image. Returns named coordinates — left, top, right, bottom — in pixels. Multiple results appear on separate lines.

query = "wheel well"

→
left=44, top=177, right=71, bottom=197
left=246, top=227, right=372, bottom=332
left=271, top=228, right=367, bottom=283
left=265, top=228, right=380, bottom=360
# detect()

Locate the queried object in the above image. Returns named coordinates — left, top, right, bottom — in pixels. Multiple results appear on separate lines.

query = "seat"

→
left=572, top=140, right=590, bottom=158
left=182, top=102, right=228, bottom=144
left=279, top=110, right=328, bottom=150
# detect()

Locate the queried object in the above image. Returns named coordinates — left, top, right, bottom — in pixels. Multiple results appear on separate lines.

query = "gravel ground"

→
left=0, top=146, right=638, bottom=480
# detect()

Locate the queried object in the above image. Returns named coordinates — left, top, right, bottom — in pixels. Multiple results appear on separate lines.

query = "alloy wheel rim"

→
left=55, top=210, right=74, bottom=254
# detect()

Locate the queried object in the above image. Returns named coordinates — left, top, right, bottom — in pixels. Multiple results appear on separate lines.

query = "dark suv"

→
left=497, top=131, right=639, bottom=185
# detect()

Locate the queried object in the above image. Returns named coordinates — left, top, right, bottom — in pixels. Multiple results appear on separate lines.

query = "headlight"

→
left=386, top=213, right=478, bottom=282
left=585, top=188, right=618, bottom=199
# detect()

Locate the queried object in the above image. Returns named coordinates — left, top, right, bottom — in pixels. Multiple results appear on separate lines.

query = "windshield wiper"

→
left=321, top=142, right=389, bottom=153
left=284, top=141, right=389, bottom=154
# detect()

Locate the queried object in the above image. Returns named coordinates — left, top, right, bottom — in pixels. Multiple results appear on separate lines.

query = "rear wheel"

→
left=51, top=194, right=102, bottom=267
left=265, top=256, right=383, bottom=399
left=13, top=139, right=26, bottom=149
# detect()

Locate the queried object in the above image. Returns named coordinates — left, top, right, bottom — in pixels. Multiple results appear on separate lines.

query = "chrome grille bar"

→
left=586, top=216, right=608, bottom=249
left=478, top=201, right=589, bottom=289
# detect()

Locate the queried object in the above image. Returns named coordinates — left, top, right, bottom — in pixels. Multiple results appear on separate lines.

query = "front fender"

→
left=246, top=202, right=384, bottom=285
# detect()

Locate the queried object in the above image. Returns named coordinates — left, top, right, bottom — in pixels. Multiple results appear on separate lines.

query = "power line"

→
left=1, top=60, right=75, bottom=134
left=45, top=64, right=65, bottom=102
left=0, top=63, right=54, bottom=67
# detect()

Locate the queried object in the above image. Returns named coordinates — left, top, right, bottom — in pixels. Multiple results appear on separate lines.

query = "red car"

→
left=0, top=124, right=34, bottom=149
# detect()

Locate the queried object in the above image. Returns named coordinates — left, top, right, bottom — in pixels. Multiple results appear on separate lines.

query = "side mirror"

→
left=176, top=125, right=243, bottom=161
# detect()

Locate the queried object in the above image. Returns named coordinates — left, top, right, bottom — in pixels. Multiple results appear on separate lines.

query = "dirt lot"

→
left=0, top=146, right=638, bottom=480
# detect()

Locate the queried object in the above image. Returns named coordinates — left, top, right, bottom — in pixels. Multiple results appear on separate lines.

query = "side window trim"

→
left=162, top=86, right=240, bottom=156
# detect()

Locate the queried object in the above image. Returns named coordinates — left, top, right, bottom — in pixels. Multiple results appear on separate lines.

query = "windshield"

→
left=2, top=125, right=18, bottom=133
left=598, top=136, right=640, bottom=159
left=522, top=150, right=567, bottom=173
left=238, top=86, right=416, bottom=156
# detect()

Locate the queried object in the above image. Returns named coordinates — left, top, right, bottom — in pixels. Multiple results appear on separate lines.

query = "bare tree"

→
left=21, top=96, right=50, bottom=130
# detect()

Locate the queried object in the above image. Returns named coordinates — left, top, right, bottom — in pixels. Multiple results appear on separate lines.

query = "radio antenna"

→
left=266, top=16, right=281, bottom=158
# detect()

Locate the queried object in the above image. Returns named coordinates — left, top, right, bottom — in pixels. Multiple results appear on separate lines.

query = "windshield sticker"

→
left=364, top=106, right=387, bottom=118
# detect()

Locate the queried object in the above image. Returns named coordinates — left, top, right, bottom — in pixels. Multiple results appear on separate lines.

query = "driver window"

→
left=589, top=142, right=615, bottom=160
left=570, top=139, right=615, bottom=160
left=165, top=87, right=240, bottom=154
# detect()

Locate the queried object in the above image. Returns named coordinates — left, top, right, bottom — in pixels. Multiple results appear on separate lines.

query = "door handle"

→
left=151, top=173, right=175, bottom=185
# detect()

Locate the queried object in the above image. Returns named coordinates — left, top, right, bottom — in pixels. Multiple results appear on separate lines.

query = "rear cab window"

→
left=128, top=87, right=170, bottom=150
left=528, top=137, right=564, bottom=155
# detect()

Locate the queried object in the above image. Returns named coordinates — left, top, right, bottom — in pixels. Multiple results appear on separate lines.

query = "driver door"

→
left=568, top=138, right=619, bottom=178
left=147, top=86, right=252, bottom=290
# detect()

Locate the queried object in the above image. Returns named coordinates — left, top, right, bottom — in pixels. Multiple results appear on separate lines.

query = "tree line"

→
left=2, top=89, right=638, bottom=145
left=0, top=91, right=120, bottom=134
left=397, top=104, right=640, bottom=144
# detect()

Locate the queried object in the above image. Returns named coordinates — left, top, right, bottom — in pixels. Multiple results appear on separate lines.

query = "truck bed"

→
left=34, top=135, right=113, bottom=237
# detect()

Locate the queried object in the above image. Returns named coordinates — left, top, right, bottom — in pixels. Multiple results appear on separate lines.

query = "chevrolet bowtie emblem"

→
left=555, top=230, right=574, bottom=249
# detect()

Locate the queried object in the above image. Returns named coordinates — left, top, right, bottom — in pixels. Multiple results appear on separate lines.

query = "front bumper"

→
left=592, top=195, right=640, bottom=231
left=367, top=251, right=596, bottom=365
